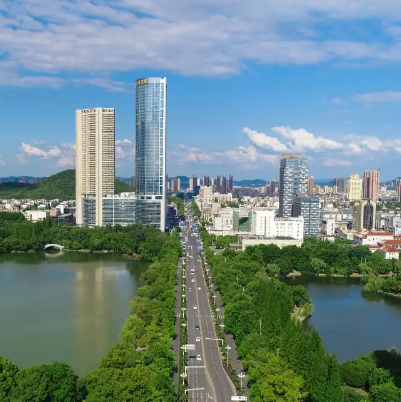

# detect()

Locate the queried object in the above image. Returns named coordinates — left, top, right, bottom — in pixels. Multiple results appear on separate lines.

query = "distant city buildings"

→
left=363, top=170, right=380, bottom=202
left=134, top=77, right=167, bottom=231
left=75, top=107, right=115, bottom=226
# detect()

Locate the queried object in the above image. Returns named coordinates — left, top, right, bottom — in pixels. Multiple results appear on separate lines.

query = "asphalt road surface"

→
left=182, top=204, right=237, bottom=402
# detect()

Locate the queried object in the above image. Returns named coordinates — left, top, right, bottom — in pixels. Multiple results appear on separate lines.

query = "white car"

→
left=188, top=287, right=191, bottom=291
left=193, top=305, right=198, bottom=310
left=196, top=355, right=202, bottom=361
left=191, top=279, right=195, bottom=283
left=197, top=287, right=201, bottom=290
left=196, top=336, right=201, bottom=342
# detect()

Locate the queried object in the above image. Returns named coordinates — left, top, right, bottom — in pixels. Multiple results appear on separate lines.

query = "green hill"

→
left=0, top=169, right=134, bottom=200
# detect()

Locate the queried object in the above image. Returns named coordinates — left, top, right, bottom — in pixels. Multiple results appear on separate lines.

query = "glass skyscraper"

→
left=134, top=77, right=167, bottom=231
left=278, top=153, right=309, bottom=217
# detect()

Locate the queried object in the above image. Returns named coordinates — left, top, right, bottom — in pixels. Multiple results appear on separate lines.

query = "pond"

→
left=283, top=276, right=401, bottom=362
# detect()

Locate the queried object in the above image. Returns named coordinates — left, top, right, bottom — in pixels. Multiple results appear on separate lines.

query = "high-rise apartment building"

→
left=221, top=176, right=227, bottom=194
left=353, top=199, right=376, bottom=231
left=347, top=173, right=362, bottom=201
left=188, top=178, right=194, bottom=192
left=363, top=170, right=380, bottom=202
left=397, top=179, right=401, bottom=202
left=228, top=175, right=234, bottom=193
left=135, top=77, right=167, bottom=231
left=335, top=177, right=348, bottom=194
left=75, top=107, right=115, bottom=226
left=193, top=176, right=198, bottom=189
left=292, top=195, right=320, bottom=237
left=203, top=176, right=210, bottom=187
left=278, top=153, right=308, bottom=217
left=171, top=178, right=181, bottom=193
left=269, top=179, right=276, bottom=195
left=308, top=176, right=315, bottom=196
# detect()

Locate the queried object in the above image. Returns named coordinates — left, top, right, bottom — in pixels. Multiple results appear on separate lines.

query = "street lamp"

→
left=225, top=345, right=232, bottom=367
left=238, top=372, right=246, bottom=391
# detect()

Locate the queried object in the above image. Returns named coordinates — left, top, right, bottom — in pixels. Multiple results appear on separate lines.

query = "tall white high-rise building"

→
left=135, top=77, right=167, bottom=231
left=75, top=108, right=115, bottom=226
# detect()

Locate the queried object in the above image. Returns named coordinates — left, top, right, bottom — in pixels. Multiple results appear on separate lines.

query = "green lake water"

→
left=0, top=252, right=148, bottom=376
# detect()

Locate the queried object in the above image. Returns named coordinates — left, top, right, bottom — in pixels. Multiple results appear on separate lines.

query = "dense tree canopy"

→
left=200, top=228, right=344, bottom=402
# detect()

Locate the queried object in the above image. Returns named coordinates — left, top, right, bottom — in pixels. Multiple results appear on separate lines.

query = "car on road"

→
left=195, top=325, right=200, bottom=330
left=193, top=305, right=197, bottom=310
left=191, top=279, right=195, bottom=283
left=188, top=287, right=191, bottom=291
left=196, top=336, right=201, bottom=342
left=197, top=287, right=201, bottom=290
left=196, top=355, right=202, bottom=361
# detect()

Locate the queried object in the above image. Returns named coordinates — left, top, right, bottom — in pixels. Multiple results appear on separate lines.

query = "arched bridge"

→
left=44, top=244, right=64, bottom=251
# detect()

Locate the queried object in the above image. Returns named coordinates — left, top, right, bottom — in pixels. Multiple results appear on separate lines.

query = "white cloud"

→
left=323, top=158, right=352, bottom=167
left=271, top=126, right=343, bottom=152
left=2, top=0, right=401, bottom=88
left=353, top=91, right=401, bottom=103
left=116, top=139, right=135, bottom=160
left=21, top=143, right=61, bottom=158
left=0, top=155, right=5, bottom=166
left=243, top=128, right=288, bottom=152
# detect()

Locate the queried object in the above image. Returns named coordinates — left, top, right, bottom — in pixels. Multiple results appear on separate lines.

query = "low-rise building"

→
left=24, top=210, right=49, bottom=222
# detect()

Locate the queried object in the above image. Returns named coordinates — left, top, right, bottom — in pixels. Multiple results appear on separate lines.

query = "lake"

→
left=0, top=252, right=148, bottom=376
left=284, top=276, right=401, bottom=363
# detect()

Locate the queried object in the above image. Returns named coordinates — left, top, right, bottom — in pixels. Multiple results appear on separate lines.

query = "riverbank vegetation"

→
left=341, top=349, right=401, bottom=402
left=0, top=230, right=181, bottom=401
left=362, top=268, right=401, bottom=297
left=0, top=212, right=168, bottom=259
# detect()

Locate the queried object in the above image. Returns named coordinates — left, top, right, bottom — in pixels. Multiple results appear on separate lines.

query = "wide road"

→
left=182, top=204, right=237, bottom=402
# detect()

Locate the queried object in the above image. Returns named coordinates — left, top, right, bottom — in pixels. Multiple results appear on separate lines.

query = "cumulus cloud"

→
left=21, top=143, right=62, bottom=158
left=243, top=128, right=289, bottom=152
left=115, top=139, right=135, bottom=160
left=19, top=142, right=75, bottom=167
left=2, top=0, right=401, bottom=88
left=245, top=126, right=343, bottom=153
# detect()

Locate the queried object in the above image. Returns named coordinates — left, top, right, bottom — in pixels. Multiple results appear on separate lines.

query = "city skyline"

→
left=2, top=1, right=401, bottom=179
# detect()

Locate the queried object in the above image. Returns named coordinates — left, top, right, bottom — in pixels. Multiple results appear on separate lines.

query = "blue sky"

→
left=1, top=1, right=401, bottom=181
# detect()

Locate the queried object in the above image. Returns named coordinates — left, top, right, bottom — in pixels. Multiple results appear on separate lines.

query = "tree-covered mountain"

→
left=0, top=169, right=134, bottom=200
